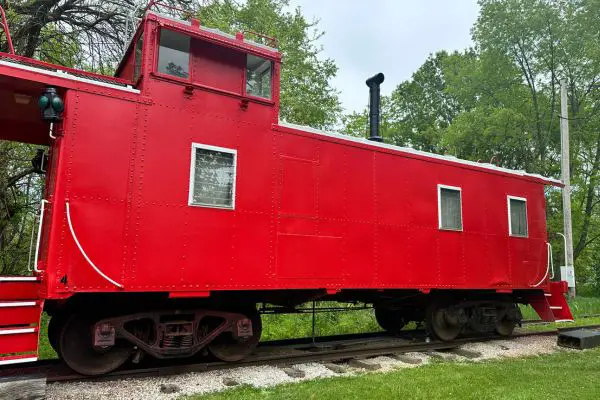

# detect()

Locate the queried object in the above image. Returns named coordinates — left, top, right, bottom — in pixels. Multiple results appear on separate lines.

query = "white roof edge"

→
left=0, top=59, right=140, bottom=94
left=147, top=11, right=278, bottom=52
left=277, top=121, right=562, bottom=185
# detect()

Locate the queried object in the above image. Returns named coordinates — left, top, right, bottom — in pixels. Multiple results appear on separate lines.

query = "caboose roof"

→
left=277, top=121, right=562, bottom=187
left=147, top=11, right=279, bottom=53
left=117, top=10, right=280, bottom=76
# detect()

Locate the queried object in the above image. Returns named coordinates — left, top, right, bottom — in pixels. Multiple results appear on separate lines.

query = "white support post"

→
left=560, top=79, right=576, bottom=298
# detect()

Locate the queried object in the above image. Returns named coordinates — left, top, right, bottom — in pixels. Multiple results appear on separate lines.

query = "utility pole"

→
left=560, top=79, right=576, bottom=298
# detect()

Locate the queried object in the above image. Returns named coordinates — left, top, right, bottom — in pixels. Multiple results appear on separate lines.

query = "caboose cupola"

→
left=116, top=10, right=281, bottom=116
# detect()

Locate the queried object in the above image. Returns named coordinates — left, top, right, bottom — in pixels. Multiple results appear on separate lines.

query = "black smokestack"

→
left=366, top=73, right=385, bottom=142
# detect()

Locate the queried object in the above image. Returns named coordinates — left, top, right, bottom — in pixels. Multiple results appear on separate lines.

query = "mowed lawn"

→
left=184, top=348, right=600, bottom=400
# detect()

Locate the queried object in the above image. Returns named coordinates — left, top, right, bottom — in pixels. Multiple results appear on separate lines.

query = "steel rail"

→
left=2, top=324, right=598, bottom=384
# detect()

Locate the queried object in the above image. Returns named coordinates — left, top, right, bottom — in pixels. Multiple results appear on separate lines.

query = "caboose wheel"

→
left=208, top=310, right=262, bottom=362
left=59, top=314, right=133, bottom=375
left=495, top=303, right=521, bottom=336
left=374, top=307, right=406, bottom=334
left=495, top=318, right=517, bottom=336
left=48, top=313, right=67, bottom=354
left=426, top=304, right=462, bottom=341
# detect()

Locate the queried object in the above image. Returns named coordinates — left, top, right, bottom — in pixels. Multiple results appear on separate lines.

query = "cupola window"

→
left=158, top=30, right=191, bottom=79
left=246, top=54, right=272, bottom=99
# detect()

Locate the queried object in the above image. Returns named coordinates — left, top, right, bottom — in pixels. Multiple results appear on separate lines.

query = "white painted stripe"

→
left=555, top=319, right=574, bottom=323
left=550, top=306, right=563, bottom=310
left=544, top=293, right=552, bottom=296
left=0, top=276, right=37, bottom=282
left=0, top=356, right=37, bottom=366
left=0, top=59, right=140, bottom=94
left=277, top=121, right=562, bottom=185
left=0, top=328, right=35, bottom=335
left=0, top=301, right=36, bottom=307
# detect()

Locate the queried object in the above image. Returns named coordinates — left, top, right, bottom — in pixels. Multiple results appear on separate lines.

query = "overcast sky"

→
left=286, top=0, right=480, bottom=114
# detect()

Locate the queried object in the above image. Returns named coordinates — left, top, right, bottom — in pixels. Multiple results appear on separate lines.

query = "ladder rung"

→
left=0, top=327, right=38, bottom=354
left=544, top=293, right=552, bottom=297
left=0, top=354, right=37, bottom=366
left=0, top=301, right=41, bottom=327
left=0, top=276, right=38, bottom=282
left=0, top=301, right=37, bottom=308
left=0, top=327, right=36, bottom=335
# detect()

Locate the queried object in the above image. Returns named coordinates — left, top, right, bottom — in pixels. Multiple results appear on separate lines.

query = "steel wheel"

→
left=59, top=314, right=133, bottom=376
left=427, top=304, right=461, bottom=341
left=496, top=303, right=521, bottom=336
left=208, top=310, right=262, bottom=362
left=48, top=313, right=67, bottom=354
left=495, top=318, right=517, bottom=336
left=374, top=307, right=406, bottom=334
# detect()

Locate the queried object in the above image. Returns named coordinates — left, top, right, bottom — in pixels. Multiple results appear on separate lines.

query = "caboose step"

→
left=0, top=301, right=41, bottom=327
left=0, top=277, right=43, bottom=366
left=526, top=282, right=574, bottom=322
left=0, top=354, right=38, bottom=366
left=0, top=327, right=39, bottom=354
left=0, top=276, right=40, bottom=300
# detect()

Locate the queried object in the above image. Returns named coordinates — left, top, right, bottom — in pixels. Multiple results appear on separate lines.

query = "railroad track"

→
left=3, top=324, right=598, bottom=384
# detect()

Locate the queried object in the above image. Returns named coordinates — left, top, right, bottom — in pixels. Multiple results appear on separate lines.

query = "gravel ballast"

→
left=46, top=336, right=564, bottom=400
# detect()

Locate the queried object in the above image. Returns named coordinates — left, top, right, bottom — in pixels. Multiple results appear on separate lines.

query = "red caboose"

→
left=0, top=8, right=572, bottom=375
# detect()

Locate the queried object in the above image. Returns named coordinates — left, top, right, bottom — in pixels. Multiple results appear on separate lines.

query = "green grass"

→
left=521, top=316, right=600, bottom=332
left=261, top=306, right=381, bottom=341
left=38, top=313, right=56, bottom=360
left=182, top=348, right=600, bottom=400
left=520, top=296, right=600, bottom=320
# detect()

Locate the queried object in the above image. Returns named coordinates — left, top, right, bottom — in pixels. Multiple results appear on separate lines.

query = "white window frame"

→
left=188, top=143, right=237, bottom=210
left=437, top=184, right=463, bottom=232
left=507, top=195, right=528, bottom=238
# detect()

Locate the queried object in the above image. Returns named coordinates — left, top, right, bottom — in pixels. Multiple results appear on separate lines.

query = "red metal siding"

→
left=0, top=11, right=552, bottom=298
left=42, top=105, right=553, bottom=294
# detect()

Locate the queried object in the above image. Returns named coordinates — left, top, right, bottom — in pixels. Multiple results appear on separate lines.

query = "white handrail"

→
left=549, top=241, right=555, bottom=280
left=65, top=201, right=124, bottom=289
left=33, top=200, right=48, bottom=273
left=532, top=242, right=553, bottom=287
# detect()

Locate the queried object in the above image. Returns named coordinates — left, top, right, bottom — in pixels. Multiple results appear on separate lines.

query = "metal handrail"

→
left=243, top=30, right=278, bottom=48
left=33, top=200, right=49, bottom=273
left=532, top=242, right=553, bottom=287
left=0, top=5, right=15, bottom=54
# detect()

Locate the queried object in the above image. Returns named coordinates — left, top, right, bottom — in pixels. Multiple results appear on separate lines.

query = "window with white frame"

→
left=508, top=196, right=528, bottom=237
left=189, top=144, right=237, bottom=209
left=438, top=185, right=463, bottom=231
